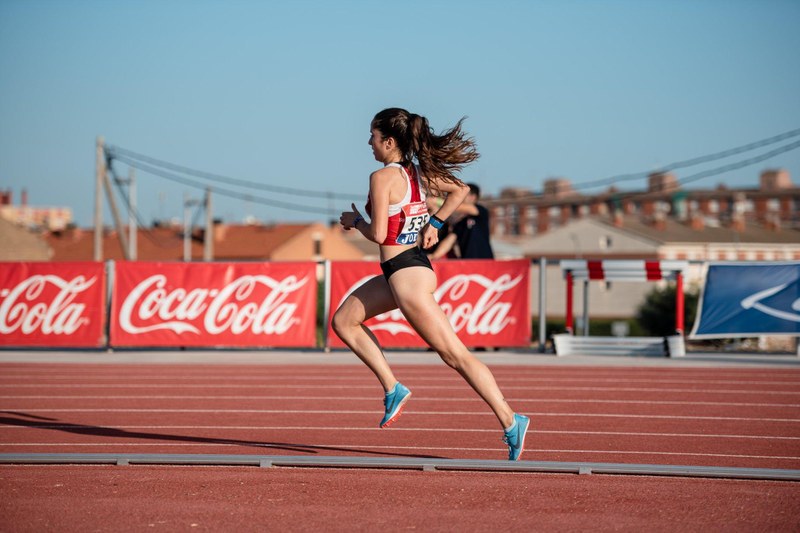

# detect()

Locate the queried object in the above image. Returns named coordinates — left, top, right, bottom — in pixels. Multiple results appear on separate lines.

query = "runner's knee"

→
left=331, top=306, right=360, bottom=338
left=436, top=346, right=468, bottom=370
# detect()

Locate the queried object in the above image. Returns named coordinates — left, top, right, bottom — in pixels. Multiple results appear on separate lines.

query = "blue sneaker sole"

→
left=380, top=391, right=411, bottom=428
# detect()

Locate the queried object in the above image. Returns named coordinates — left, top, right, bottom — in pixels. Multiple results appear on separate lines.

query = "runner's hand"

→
left=340, top=203, right=363, bottom=230
left=420, top=224, right=439, bottom=249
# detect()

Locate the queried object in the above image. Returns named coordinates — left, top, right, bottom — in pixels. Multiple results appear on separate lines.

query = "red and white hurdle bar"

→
left=560, top=260, right=689, bottom=335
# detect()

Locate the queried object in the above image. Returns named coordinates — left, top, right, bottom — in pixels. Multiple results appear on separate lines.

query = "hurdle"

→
left=554, top=260, right=689, bottom=357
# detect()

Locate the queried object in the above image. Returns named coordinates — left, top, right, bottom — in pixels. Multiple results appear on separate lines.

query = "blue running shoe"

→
left=503, top=414, right=530, bottom=461
left=380, top=382, right=411, bottom=428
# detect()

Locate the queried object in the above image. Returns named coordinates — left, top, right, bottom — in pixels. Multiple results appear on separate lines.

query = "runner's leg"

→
left=332, top=274, right=399, bottom=392
left=388, top=266, right=516, bottom=428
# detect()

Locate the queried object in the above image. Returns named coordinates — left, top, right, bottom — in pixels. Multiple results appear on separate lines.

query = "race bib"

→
left=396, top=202, right=429, bottom=245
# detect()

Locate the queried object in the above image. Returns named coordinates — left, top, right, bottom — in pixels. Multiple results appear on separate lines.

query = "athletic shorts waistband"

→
left=380, top=246, right=433, bottom=280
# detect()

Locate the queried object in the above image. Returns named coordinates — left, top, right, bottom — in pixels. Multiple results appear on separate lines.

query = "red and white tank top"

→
left=365, top=163, right=429, bottom=246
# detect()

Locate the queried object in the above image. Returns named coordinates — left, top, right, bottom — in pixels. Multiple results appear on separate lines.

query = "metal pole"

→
left=565, top=271, right=573, bottom=334
left=582, top=279, right=590, bottom=336
left=322, top=260, right=331, bottom=352
left=184, top=193, right=191, bottom=262
left=94, top=137, right=105, bottom=261
left=103, top=169, right=129, bottom=259
left=129, top=167, right=137, bottom=260
left=538, top=258, right=547, bottom=352
left=675, top=271, right=684, bottom=334
left=203, top=187, right=213, bottom=261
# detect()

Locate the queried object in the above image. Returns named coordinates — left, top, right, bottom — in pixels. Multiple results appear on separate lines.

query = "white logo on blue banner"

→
left=690, top=262, right=800, bottom=338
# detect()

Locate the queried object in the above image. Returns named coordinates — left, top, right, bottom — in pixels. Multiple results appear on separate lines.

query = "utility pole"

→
left=94, top=137, right=105, bottom=261
left=102, top=159, right=129, bottom=259
left=203, top=187, right=213, bottom=261
left=128, top=167, right=137, bottom=260
left=114, top=167, right=137, bottom=260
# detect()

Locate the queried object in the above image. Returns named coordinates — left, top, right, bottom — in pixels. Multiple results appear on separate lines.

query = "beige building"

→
left=0, top=218, right=52, bottom=261
left=495, top=214, right=800, bottom=321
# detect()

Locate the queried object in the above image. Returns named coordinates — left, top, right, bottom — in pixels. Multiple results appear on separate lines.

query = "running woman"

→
left=334, top=108, right=529, bottom=461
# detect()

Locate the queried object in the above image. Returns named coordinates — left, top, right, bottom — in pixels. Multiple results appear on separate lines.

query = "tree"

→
left=636, top=283, right=698, bottom=337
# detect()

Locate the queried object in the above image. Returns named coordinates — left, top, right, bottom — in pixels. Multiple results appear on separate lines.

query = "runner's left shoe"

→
left=380, top=382, right=411, bottom=428
left=503, top=414, right=530, bottom=461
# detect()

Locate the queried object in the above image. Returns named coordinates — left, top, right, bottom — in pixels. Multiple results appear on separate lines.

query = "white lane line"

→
left=1, top=425, right=797, bottom=440
left=530, top=449, right=800, bottom=460
left=0, top=408, right=798, bottom=422
left=3, top=374, right=800, bottom=386
left=1, top=384, right=798, bottom=394
left=0, top=442, right=797, bottom=461
left=1, top=367, right=796, bottom=376
left=1, top=395, right=798, bottom=408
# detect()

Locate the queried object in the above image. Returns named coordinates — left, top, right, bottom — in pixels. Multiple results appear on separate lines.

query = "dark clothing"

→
left=453, top=204, right=494, bottom=259
left=423, top=223, right=457, bottom=259
left=380, top=246, right=433, bottom=280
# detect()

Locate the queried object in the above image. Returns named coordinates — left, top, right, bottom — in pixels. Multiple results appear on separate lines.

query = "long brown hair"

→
left=371, top=108, right=480, bottom=195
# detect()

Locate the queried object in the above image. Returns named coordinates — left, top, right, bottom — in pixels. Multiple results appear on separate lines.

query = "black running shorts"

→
left=380, top=246, right=433, bottom=281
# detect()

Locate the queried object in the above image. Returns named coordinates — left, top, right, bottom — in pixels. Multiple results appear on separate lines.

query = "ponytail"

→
left=371, top=108, right=480, bottom=195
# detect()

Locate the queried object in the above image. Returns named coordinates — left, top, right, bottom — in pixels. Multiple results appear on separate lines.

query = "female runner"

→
left=334, top=108, right=529, bottom=461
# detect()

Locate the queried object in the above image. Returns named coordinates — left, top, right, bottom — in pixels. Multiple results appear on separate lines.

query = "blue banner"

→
left=690, top=262, right=800, bottom=338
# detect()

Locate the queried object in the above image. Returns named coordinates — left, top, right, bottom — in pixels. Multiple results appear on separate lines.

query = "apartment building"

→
left=0, top=189, right=73, bottom=231
left=482, top=169, right=800, bottom=322
left=485, top=169, right=799, bottom=239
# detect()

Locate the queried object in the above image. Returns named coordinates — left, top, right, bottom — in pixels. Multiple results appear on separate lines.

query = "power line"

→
left=604, top=138, right=800, bottom=203
left=104, top=144, right=362, bottom=201
left=110, top=154, right=342, bottom=217
left=570, top=126, right=800, bottom=192
left=654, top=137, right=800, bottom=190
left=107, top=159, right=186, bottom=249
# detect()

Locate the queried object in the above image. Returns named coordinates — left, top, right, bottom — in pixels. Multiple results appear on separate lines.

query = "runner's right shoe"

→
left=380, top=382, right=411, bottom=428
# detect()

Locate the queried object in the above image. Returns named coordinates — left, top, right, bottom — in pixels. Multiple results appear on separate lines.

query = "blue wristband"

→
left=353, top=215, right=363, bottom=227
left=429, top=215, right=445, bottom=230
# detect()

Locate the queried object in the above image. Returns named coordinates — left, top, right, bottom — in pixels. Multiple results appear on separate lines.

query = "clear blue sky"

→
left=1, top=0, right=799, bottom=227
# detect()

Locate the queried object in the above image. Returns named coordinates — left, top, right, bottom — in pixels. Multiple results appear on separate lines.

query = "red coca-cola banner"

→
left=326, top=260, right=530, bottom=348
left=0, top=262, right=107, bottom=347
left=110, top=262, right=317, bottom=347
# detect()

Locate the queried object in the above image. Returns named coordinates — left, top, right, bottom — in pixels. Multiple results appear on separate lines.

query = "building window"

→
left=524, top=221, right=536, bottom=235
left=508, top=205, right=519, bottom=236
left=312, top=232, right=323, bottom=257
left=547, top=206, right=561, bottom=230
left=655, top=200, right=670, bottom=214
left=522, top=206, right=537, bottom=235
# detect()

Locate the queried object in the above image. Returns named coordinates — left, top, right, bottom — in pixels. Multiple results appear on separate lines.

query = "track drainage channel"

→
left=1, top=454, right=799, bottom=481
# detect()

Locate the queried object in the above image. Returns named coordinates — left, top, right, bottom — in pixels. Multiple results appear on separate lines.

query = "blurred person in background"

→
left=452, top=183, right=494, bottom=259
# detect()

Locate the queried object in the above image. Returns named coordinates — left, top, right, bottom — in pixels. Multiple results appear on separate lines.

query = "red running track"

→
left=2, top=362, right=800, bottom=531
left=1, top=363, right=799, bottom=470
